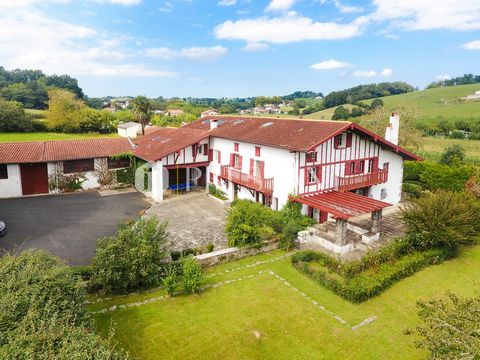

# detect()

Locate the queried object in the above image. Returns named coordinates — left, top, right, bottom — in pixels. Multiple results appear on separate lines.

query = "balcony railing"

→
left=336, top=168, right=389, bottom=192
left=220, top=165, right=274, bottom=194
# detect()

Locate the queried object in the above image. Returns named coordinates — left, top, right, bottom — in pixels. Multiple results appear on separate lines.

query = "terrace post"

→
left=335, top=218, right=348, bottom=246
left=151, top=160, right=164, bottom=202
left=371, top=209, right=382, bottom=234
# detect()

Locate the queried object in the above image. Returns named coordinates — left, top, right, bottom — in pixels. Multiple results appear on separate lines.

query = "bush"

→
left=401, top=191, right=480, bottom=250
left=90, top=217, right=169, bottom=294
left=0, top=250, right=124, bottom=358
left=206, top=243, right=215, bottom=253
left=439, top=144, right=465, bottom=166
left=292, top=245, right=451, bottom=302
left=181, top=257, right=204, bottom=294
left=0, top=98, right=36, bottom=132
left=71, top=265, right=93, bottom=281
left=162, top=264, right=179, bottom=296
left=208, top=184, right=227, bottom=200
left=449, top=130, right=466, bottom=139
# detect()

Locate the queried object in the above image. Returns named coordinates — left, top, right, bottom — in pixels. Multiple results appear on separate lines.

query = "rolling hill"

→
left=310, top=83, right=480, bottom=123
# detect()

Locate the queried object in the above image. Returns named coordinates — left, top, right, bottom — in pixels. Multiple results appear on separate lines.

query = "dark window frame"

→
left=63, top=159, right=95, bottom=174
left=108, top=157, right=131, bottom=169
left=0, top=164, right=8, bottom=179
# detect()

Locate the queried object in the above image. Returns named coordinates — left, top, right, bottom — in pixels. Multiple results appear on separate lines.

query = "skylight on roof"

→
left=201, top=120, right=209, bottom=124
left=261, top=122, right=273, bottom=127
left=233, top=119, right=244, bottom=125
left=217, top=120, right=225, bottom=125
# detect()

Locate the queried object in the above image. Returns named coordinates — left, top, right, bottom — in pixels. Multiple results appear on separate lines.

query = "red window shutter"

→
left=259, top=161, right=265, bottom=178
left=344, top=162, right=351, bottom=176
left=305, top=168, right=310, bottom=184
left=208, top=149, right=213, bottom=161
left=346, top=133, right=353, bottom=148
left=230, top=153, right=235, bottom=166
left=192, top=144, right=196, bottom=156
left=249, top=159, right=254, bottom=175
left=238, top=155, right=243, bottom=170
left=255, top=146, right=261, bottom=157
left=234, top=142, right=239, bottom=152
left=372, top=158, right=379, bottom=172
left=203, top=144, right=208, bottom=155
left=218, top=151, right=221, bottom=164
left=316, top=166, right=322, bottom=182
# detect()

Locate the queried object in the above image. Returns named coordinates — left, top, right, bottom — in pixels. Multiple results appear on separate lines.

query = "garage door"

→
left=20, top=163, right=49, bottom=195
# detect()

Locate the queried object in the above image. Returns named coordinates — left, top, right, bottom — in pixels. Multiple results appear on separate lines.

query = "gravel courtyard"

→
left=144, top=191, right=228, bottom=251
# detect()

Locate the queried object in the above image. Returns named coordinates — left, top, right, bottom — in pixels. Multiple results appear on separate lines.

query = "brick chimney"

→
left=385, top=112, right=399, bottom=145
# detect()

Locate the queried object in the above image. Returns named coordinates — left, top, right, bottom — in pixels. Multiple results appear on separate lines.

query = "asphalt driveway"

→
left=0, top=190, right=150, bottom=265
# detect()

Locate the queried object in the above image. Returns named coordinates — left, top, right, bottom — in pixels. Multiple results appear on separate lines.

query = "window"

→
left=108, top=157, right=130, bottom=169
left=254, top=160, right=264, bottom=178
left=63, top=159, right=94, bottom=174
left=358, top=160, right=365, bottom=173
left=381, top=188, right=388, bottom=200
left=203, top=144, right=208, bottom=156
left=233, top=154, right=241, bottom=169
left=234, top=142, right=239, bottom=152
left=0, top=164, right=7, bottom=179
left=308, top=167, right=317, bottom=184
left=216, top=150, right=221, bottom=164
left=192, top=144, right=198, bottom=156
left=306, top=152, right=317, bottom=162
left=349, top=162, right=355, bottom=174
left=255, top=146, right=261, bottom=157
left=334, top=134, right=345, bottom=148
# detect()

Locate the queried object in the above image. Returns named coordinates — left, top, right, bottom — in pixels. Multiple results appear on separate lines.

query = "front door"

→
left=20, top=163, right=48, bottom=195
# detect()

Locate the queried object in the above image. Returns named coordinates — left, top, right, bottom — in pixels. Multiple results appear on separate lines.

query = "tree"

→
left=439, top=145, right=466, bottom=166
left=0, top=250, right=124, bottom=359
left=370, top=98, right=384, bottom=109
left=46, top=89, right=86, bottom=131
left=332, top=106, right=350, bottom=120
left=0, top=98, right=35, bottom=132
left=132, top=96, right=151, bottom=135
left=414, top=291, right=480, bottom=359
left=43, top=74, right=84, bottom=98
left=401, top=190, right=480, bottom=250
left=350, top=106, right=365, bottom=118
left=90, top=217, right=169, bottom=294
left=294, top=99, right=307, bottom=108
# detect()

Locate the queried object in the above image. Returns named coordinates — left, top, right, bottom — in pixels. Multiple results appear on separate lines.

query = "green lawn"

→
left=91, top=246, right=480, bottom=359
left=0, top=132, right=119, bottom=142
left=420, top=137, right=480, bottom=164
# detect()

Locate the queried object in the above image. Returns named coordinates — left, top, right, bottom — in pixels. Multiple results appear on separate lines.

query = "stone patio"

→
left=144, top=191, right=228, bottom=251
left=300, top=205, right=406, bottom=261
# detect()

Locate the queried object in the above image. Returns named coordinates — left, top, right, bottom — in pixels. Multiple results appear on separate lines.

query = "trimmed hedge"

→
left=291, top=244, right=452, bottom=302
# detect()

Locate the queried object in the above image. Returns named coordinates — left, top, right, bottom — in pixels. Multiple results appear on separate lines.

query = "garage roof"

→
left=0, top=138, right=132, bottom=164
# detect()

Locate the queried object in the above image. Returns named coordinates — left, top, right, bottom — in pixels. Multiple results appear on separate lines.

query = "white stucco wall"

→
left=370, top=149, right=404, bottom=204
left=207, top=137, right=296, bottom=209
left=162, top=138, right=210, bottom=166
left=0, top=164, right=22, bottom=198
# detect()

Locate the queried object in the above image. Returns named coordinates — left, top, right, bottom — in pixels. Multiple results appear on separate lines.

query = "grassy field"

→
left=0, top=132, right=119, bottom=142
left=310, top=84, right=480, bottom=122
left=420, top=137, right=480, bottom=163
left=91, top=246, right=480, bottom=359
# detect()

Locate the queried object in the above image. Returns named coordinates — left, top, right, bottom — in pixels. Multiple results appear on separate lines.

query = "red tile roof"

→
left=186, top=116, right=351, bottom=152
left=133, top=127, right=209, bottom=162
left=186, top=116, right=421, bottom=160
left=293, top=191, right=392, bottom=219
left=0, top=138, right=132, bottom=164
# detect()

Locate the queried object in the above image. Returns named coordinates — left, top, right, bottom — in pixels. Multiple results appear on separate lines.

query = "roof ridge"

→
left=204, top=115, right=352, bottom=124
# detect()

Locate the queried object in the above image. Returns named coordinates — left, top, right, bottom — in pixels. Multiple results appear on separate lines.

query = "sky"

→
left=0, top=0, right=479, bottom=98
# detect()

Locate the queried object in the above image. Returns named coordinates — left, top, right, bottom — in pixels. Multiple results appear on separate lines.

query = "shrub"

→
left=208, top=184, right=227, bottom=200
left=292, top=245, right=451, bottom=302
left=0, top=250, right=124, bottom=358
left=162, top=264, right=179, bottom=296
left=280, top=220, right=301, bottom=251
left=401, top=191, right=480, bottom=250
left=90, top=217, right=169, bottom=294
left=280, top=200, right=315, bottom=230
left=439, top=144, right=465, bottom=166
left=206, top=243, right=215, bottom=253
left=414, top=291, right=480, bottom=359
left=71, top=265, right=92, bottom=281
left=449, top=130, right=466, bottom=139
left=181, top=257, right=204, bottom=294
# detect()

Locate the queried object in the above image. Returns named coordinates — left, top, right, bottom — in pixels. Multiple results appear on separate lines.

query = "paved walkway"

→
left=144, top=191, right=228, bottom=251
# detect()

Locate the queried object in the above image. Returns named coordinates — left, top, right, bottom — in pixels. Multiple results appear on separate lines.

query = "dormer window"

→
left=306, top=152, right=317, bottom=162
left=334, top=133, right=353, bottom=149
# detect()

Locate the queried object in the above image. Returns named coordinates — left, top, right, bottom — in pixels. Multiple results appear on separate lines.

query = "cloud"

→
left=215, top=13, right=368, bottom=43
left=462, top=40, right=480, bottom=50
left=310, top=59, right=352, bottom=70
left=242, top=42, right=270, bottom=51
left=145, top=45, right=228, bottom=61
left=218, top=0, right=236, bottom=6
left=266, top=0, right=296, bottom=12
left=380, top=68, right=393, bottom=76
left=333, top=1, right=363, bottom=14
left=371, top=0, right=480, bottom=31
left=435, top=74, right=451, bottom=81
left=353, top=70, right=377, bottom=78
left=0, top=6, right=174, bottom=78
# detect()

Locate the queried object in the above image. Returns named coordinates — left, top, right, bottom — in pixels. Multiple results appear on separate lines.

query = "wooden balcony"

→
left=220, top=165, right=274, bottom=194
left=337, top=169, right=389, bottom=192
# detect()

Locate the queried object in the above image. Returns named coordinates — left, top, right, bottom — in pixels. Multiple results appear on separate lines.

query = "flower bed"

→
left=291, top=242, right=453, bottom=302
